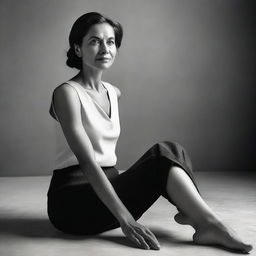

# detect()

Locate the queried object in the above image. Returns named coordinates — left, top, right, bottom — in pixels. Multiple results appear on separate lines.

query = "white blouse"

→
left=50, top=80, right=121, bottom=169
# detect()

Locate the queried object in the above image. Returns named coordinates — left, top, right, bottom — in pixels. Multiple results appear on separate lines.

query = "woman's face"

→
left=76, top=23, right=117, bottom=71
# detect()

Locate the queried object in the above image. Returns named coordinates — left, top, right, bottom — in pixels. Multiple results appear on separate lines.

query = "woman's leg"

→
left=166, top=165, right=253, bottom=252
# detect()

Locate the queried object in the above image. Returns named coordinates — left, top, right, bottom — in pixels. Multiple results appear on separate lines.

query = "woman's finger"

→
left=138, top=227, right=160, bottom=250
left=121, top=221, right=158, bottom=250
left=133, top=231, right=150, bottom=250
left=122, top=224, right=146, bottom=249
left=129, top=234, right=141, bottom=248
left=145, top=227, right=156, bottom=238
left=145, top=228, right=160, bottom=247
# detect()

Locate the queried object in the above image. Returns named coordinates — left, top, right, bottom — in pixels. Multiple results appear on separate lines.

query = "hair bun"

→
left=66, top=48, right=82, bottom=69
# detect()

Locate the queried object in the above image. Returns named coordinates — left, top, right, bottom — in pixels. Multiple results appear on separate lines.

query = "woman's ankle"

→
left=194, top=214, right=222, bottom=231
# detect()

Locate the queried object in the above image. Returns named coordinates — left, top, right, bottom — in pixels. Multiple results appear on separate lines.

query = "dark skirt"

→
left=47, top=141, right=199, bottom=235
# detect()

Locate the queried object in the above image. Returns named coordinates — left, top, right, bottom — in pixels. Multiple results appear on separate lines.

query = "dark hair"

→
left=66, top=12, right=123, bottom=70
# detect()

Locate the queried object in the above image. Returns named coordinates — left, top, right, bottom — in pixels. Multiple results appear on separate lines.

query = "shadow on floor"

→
left=0, top=217, right=190, bottom=246
left=0, top=217, right=250, bottom=253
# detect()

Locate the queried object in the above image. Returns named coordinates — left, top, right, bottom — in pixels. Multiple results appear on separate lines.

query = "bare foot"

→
left=174, top=212, right=193, bottom=226
left=193, top=222, right=253, bottom=253
left=174, top=212, right=190, bottom=225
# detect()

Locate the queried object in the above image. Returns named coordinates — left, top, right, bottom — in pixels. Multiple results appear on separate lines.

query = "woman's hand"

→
left=120, top=217, right=160, bottom=250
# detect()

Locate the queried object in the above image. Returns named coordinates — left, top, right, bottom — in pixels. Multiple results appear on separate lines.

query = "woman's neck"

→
left=75, top=67, right=103, bottom=92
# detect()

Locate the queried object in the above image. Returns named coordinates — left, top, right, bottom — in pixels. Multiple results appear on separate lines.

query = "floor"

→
left=0, top=172, right=255, bottom=256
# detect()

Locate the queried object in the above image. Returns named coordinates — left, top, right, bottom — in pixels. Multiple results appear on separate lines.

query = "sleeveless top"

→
left=50, top=80, right=121, bottom=169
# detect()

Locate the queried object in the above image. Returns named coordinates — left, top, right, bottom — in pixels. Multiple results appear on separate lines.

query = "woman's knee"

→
left=152, top=140, right=184, bottom=155
left=152, top=140, right=192, bottom=168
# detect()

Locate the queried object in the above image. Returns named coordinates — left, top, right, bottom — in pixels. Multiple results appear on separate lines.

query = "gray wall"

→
left=0, top=0, right=255, bottom=176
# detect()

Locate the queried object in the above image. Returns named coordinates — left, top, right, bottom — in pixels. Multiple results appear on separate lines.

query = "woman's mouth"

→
left=96, top=57, right=111, bottom=62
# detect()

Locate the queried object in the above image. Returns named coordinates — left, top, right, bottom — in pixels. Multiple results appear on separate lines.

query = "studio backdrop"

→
left=0, top=0, right=255, bottom=176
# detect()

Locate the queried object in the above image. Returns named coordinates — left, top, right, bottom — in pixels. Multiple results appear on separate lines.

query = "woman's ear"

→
left=74, top=44, right=82, bottom=58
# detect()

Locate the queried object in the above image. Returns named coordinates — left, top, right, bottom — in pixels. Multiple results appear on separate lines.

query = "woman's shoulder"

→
left=53, top=82, right=80, bottom=99
left=52, top=82, right=81, bottom=107
left=103, top=81, right=121, bottom=100
left=50, top=82, right=82, bottom=122
left=53, top=81, right=76, bottom=93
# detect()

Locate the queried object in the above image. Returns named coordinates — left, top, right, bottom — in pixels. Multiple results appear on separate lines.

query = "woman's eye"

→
left=107, top=40, right=115, bottom=46
left=89, top=39, right=100, bottom=45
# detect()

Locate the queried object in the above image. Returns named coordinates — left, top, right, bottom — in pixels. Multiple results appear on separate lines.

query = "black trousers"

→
left=47, top=141, right=199, bottom=235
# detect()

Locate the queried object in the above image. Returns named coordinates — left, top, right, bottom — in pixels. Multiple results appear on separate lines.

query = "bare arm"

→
left=53, top=84, right=159, bottom=250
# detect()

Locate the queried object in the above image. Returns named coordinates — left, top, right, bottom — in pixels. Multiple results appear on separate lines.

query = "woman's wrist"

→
left=117, top=210, right=135, bottom=225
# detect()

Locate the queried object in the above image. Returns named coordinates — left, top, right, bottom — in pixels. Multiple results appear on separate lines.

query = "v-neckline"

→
left=69, top=81, right=112, bottom=119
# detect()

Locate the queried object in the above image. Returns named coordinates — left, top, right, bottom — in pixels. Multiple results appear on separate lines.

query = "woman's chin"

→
left=96, top=63, right=113, bottom=70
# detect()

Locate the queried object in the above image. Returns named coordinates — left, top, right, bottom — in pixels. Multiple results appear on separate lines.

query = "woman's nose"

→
left=99, top=42, right=109, bottom=54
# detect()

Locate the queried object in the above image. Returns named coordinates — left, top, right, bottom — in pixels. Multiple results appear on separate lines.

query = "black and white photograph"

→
left=0, top=1, right=255, bottom=256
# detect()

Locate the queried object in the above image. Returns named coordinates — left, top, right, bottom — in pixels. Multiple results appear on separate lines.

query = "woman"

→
left=47, top=12, right=252, bottom=252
